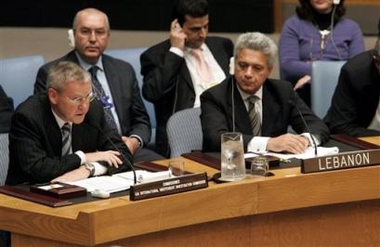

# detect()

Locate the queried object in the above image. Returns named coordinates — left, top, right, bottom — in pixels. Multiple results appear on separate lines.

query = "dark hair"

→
left=296, top=0, right=346, bottom=22
left=172, top=0, right=209, bottom=27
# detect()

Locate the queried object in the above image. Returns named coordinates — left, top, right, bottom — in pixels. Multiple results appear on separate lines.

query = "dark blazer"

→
left=0, top=85, right=13, bottom=133
left=35, top=51, right=151, bottom=145
left=200, top=77, right=330, bottom=152
left=140, top=36, right=234, bottom=156
left=5, top=93, right=133, bottom=185
left=324, top=49, right=380, bottom=137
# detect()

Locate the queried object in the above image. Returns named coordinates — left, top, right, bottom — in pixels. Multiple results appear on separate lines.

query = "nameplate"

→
left=301, top=149, right=380, bottom=173
left=129, top=172, right=208, bottom=201
left=30, top=182, right=87, bottom=199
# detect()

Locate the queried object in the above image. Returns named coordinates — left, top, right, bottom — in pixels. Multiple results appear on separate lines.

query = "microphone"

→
left=229, top=57, right=236, bottom=132
left=87, top=121, right=137, bottom=184
left=288, top=95, right=318, bottom=156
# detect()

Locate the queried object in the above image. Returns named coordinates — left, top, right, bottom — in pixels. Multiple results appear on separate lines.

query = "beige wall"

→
left=0, top=28, right=377, bottom=80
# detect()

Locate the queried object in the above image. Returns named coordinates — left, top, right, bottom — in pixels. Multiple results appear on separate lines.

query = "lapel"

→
left=206, top=38, right=229, bottom=76
left=101, top=56, right=122, bottom=119
left=227, top=80, right=252, bottom=134
left=179, top=56, right=194, bottom=90
left=42, top=101, right=62, bottom=155
left=261, top=83, right=280, bottom=135
left=71, top=123, right=87, bottom=152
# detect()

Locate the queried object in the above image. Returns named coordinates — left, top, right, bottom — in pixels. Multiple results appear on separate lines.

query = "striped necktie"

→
left=247, top=95, right=261, bottom=136
left=88, top=66, right=117, bottom=131
left=61, top=123, right=71, bottom=156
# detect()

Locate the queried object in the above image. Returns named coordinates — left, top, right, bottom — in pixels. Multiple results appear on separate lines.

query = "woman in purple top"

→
left=279, top=0, right=364, bottom=107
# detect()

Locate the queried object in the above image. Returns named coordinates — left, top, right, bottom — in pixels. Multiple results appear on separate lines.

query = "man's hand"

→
left=294, top=75, right=311, bottom=90
left=51, top=165, right=90, bottom=183
left=122, top=136, right=140, bottom=155
left=85, top=150, right=122, bottom=168
left=267, top=133, right=309, bottom=154
left=170, top=19, right=187, bottom=51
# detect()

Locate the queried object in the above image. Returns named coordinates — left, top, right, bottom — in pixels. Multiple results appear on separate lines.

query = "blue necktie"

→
left=88, top=66, right=117, bottom=131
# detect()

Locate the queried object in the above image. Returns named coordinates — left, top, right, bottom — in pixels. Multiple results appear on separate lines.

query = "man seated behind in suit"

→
left=6, top=61, right=133, bottom=185
left=0, top=85, right=13, bottom=133
left=140, top=0, right=234, bottom=157
left=324, top=21, right=380, bottom=137
left=200, top=32, right=330, bottom=153
left=34, top=8, right=163, bottom=163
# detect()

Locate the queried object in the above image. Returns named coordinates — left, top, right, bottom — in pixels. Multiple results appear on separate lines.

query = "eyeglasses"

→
left=66, top=92, right=95, bottom=105
left=77, top=28, right=108, bottom=38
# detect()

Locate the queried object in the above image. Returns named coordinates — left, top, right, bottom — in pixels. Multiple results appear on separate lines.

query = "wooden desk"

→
left=1, top=148, right=379, bottom=246
left=359, top=136, right=380, bottom=146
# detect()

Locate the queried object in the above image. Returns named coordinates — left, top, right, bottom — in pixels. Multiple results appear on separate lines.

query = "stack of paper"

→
left=67, top=170, right=171, bottom=193
left=245, top=146, right=339, bottom=161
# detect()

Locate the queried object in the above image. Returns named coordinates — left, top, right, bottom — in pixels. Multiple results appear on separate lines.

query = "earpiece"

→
left=333, top=0, right=340, bottom=5
left=229, top=57, right=235, bottom=75
left=68, top=29, right=75, bottom=48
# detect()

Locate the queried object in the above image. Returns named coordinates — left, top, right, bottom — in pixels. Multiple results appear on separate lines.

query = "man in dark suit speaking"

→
left=200, top=32, right=329, bottom=153
left=6, top=61, right=133, bottom=185
left=34, top=8, right=163, bottom=162
left=140, top=0, right=234, bottom=157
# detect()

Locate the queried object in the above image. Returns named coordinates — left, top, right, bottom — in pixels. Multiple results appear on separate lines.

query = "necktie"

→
left=88, top=66, right=117, bottom=131
left=61, top=123, right=71, bottom=156
left=247, top=95, right=261, bottom=136
left=191, top=48, right=213, bottom=82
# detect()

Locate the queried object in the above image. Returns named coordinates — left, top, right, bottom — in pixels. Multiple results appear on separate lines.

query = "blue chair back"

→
left=167, top=108, right=202, bottom=158
left=105, top=48, right=156, bottom=144
left=0, top=133, right=9, bottom=185
left=0, top=55, right=45, bottom=108
left=311, top=60, right=346, bottom=118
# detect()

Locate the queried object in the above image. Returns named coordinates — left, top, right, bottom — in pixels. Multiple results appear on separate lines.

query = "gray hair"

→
left=47, top=61, right=91, bottom=91
left=72, top=8, right=110, bottom=31
left=234, top=32, right=278, bottom=68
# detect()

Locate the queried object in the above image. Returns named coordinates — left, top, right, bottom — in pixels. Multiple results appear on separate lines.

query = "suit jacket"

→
left=0, top=85, right=13, bottom=133
left=140, top=36, right=234, bottom=156
left=34, top=51, right=151, bottom=144
left=200, top=77, right=330, bottom=152
left=324, top=49, right=380, bottom=137
left=5, top=93, right=133, bottom=185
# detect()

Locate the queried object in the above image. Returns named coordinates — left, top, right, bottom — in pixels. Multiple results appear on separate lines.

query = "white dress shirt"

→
left=170, top=44, right=226, bottom=107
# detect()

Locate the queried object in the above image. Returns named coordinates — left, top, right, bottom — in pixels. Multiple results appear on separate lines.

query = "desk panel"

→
left=1, top=137, right=379, bottom=246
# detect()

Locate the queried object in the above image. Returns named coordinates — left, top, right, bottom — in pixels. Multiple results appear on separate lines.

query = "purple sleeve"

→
left=347, top=21, right=365, bottom=58
left=279, top=16, right=311, bottom=84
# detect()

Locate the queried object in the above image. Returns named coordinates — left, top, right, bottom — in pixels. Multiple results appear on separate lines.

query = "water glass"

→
left=250, top=156, right=269, bottom=177
left=168, top=160, right=185, bottom=177
left=220, top=132, right=246, bottom=181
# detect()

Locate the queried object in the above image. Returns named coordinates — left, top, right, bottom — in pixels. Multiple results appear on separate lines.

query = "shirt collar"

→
left=236, top=83, right=263, bottom=101
left=51, top=108, right=71, bottom=129
left=185, top=43, right=208, bottom=55
left=75, top=51, right=104, bottom=72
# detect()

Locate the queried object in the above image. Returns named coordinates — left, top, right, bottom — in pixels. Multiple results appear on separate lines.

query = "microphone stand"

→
left=289, top=96, right=318, bottom=156
left=89, top=122, right=138, bottom=184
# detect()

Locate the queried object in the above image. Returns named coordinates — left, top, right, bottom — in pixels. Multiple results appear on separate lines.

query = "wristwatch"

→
left=83, top=163, right=95, bottom=177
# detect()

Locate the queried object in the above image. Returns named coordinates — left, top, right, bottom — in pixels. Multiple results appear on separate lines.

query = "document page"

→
left=67, top=170, right=171, bottom=193
left=245, top=146, right=339, bottom=161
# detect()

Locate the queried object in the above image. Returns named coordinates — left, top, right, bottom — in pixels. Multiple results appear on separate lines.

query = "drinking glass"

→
left=220, top=132, right=246, bottom=181
left=250, top=155, right=269, bottom=177
left=168, top=160, right=185, bottom=177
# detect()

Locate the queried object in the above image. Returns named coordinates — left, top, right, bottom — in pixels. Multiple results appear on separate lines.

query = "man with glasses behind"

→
left=35, top=8, right=163, bottom=163
left=5, top=61, right=133, bottom=186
